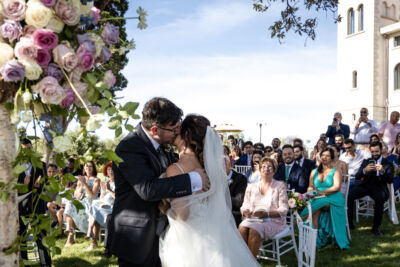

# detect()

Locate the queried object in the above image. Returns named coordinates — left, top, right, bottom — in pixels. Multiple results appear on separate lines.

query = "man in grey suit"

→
left=110, top=97, right=209, bottom=267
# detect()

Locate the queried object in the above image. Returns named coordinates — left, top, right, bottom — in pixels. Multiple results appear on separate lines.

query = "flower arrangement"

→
left=287, top=191, right=307, bottom=213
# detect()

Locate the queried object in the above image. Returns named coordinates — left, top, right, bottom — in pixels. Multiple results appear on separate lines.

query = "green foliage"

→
left=253, top=0, right=340, bottom=41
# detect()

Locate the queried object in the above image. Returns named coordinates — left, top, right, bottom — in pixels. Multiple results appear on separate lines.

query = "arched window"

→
left=352, top=113, right=356, bottom=122
left=389, top=5, right=396, bottom=18
left=395, top=64, right=400, bottom=90
left=382, top=2, right=388, bottom=17
left=358, top=5, right=364, bottom=31
left=352, top=71, right=358, bottom=88
left=348, top=8, right=355, bottom=34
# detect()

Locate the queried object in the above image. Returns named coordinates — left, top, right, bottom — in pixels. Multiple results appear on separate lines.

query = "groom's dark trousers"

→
left=110, top=123, right=192, bottom=266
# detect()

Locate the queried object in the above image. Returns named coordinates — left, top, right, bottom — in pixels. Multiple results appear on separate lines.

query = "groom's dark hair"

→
left=142, top=97, right=183, bottom=129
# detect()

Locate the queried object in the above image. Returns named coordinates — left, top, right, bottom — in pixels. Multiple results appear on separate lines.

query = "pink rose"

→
left=40, top=0, right=56, bottom=8
left=76, top=45, right=93, bottom=71
left=0, top=19, right=23, bottom=43
left=55, top=0, right=80, bottom=26
left=90, top=7, right=101, bottom=24
left=68, top=67, right=83, bottom=83
left=298, top=194, right=304, bottom=200
left=32, top=76, right=66, bottom=105
left=33, top=29, right=58, bottom=50
left=104, top=70, right=116, bottom=88
left=36, top=49, right=51, bottom=67
left=60, top=88, right=75, bottom=108
left=2, top=0, right=26, bottom=21
left=52, top=44, right=78, bottom=72
left=14, top=37, right=37, bottom=60
left=64, top=80, right=88, bottom=107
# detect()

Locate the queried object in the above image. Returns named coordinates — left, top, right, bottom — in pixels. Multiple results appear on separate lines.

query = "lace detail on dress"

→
left=174, top=163, right=185, bottom=174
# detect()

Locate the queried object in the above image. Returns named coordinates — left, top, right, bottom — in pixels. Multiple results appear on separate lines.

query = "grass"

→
left=49, top=209, right=400, bottom=267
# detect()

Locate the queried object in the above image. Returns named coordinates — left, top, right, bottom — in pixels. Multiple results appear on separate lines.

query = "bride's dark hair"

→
left=180, top=114, right=210, bottom=167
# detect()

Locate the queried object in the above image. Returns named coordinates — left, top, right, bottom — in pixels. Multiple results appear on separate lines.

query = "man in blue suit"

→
left=274, top=144, right=308, bottom=193
left=237, top=141, right=254, bottom=166
left=326, top=112, right=350, bottom=144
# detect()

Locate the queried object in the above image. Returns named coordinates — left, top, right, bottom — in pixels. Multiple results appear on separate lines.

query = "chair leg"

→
left=355, top=200, right=359, bottom=223
left=276, top=239, right=281, bottom=265
left=291, top=229, right=298, bottom=259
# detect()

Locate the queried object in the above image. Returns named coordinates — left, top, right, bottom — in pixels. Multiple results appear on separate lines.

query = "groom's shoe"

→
left=371, top=228, right=383, bottom=237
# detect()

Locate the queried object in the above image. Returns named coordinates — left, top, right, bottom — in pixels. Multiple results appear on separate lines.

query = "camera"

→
left=333, top=117, right=337, bottom=122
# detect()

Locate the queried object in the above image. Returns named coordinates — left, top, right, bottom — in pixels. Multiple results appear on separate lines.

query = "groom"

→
left=110, top=97, right=209, bottom=267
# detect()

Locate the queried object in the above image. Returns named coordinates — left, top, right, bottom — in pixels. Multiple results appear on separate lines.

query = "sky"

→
left=105, top=0, right=342, bottom=148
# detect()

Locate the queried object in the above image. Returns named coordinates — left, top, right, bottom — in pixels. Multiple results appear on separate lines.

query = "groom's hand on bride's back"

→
left=194, top=168, right=210, bottom=192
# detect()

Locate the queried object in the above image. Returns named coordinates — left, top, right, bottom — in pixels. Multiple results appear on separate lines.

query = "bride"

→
left=159, top=114, right=260, bottom=267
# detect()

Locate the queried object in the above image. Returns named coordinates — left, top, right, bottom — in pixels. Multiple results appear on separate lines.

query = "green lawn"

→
left=50, top=210, right=400, bottom=267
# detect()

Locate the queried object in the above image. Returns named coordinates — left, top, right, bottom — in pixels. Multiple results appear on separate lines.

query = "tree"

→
left=253, top=0, right=339, bottom=41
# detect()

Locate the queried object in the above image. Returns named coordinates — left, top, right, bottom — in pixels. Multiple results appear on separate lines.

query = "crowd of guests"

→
left=17, top=138, right=116, bottom=266
left=17, top=107, right=400, bottom=265
left=224, top=108, right=400, bottom=259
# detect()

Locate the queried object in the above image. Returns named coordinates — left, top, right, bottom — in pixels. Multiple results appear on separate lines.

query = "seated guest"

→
left=382, top=142, right=400, bottom=191
left=64, top=161, right=100, bottom=247
left=300, top=148, right=350, bottom=249
left=264, top=146, right=273, bottom=158
left=271, top=138, right=281, bottom=152
left=46, top=164, right=62, bottom=226
left=231, top=145, right=242, bottom=166
left=293, top=144, right=316, bottom=179
left=339, top=139, right=371, bottom=177
left=87, top=161, right=116, bottom=250
left=310, top=138, right=326, bottom=165
left=391, top=132, right=400, bottom=156
left=293, top=138, right=309, bottom=159
left=239, top=157, right=288, bottom=258
left=347, top=142, right=394, bottom=236
left=246, top=150, right=263, bottom=183
left=334, top=134, right=345, bottom=154
left=352, top=107, right=378, bottom=150
left=223, top=145, right=232, bottom=166
left=224, top=157, right=247, bottom=227
left=366, top=134, right=380, bottom=152
left=274, top=144, right=308, bottom=193
left=327, top=144, right=348, bottom=176
left=254, top=142, right=264, bottom=151
left=237, top=141, right=254, bottom=166
left=63, top=158, right=82, bottom=176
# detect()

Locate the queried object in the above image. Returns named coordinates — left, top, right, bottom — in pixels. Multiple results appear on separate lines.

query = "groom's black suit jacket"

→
left=110, top=123, right=192, bottom=265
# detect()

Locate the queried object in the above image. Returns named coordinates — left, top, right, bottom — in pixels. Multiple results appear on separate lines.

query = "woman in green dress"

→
left=300, top=147, right=350, bottom=249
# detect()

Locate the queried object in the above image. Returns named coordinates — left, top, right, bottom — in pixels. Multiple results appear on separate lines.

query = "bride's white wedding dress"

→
left=159, top=126, right=260, bottom=267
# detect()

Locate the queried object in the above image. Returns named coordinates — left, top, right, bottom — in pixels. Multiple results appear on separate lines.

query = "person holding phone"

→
left=352, top=108, right=378, bottom=150
left=325, top=112, right=350, bottom=145
left=347, top=141, right=394, bottom=237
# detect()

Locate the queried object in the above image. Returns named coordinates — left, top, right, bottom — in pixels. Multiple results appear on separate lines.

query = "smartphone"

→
left=368, top=159, right=376, bottom=165
left=333, top=117, right=337, bottom=122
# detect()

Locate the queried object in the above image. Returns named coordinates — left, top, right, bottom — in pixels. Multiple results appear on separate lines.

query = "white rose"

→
left=21, top=111, right=33, bottom=122
left=46, top=15, right=64, bottom=33
left=53, top=135, right=72, bottom=153
left=25, top=1, right=52, bottom=29
left=20, top=59, right=42, bottom=80
left=0, top=42, right=14, bottom=68
left=86, top=114, right=104, bottom=131
left=288, top=198, right=296, bottom=209
left=22, top=91, right=32, bottom=104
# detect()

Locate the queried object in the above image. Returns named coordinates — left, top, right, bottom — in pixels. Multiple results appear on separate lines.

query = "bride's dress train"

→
left=159, top=127, right=260, bottom=267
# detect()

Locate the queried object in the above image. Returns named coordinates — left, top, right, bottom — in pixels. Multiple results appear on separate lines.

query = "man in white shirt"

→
left=339, top=138, right=371, bottom=177
left=352, top=107, right=378, bottom=150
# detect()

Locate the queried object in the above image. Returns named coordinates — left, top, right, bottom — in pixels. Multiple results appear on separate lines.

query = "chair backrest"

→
left=343, top=174, right=354, bottom=209
left=298, top=221, right=317, bottom=267
left=233, top=165, right=251, bottom=176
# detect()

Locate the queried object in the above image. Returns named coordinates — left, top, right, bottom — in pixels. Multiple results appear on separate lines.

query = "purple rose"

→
left=60, top=88, right=75, bottom=108
left=45, top=63, right=63, bottom=82
left=104, top=70, right=116, bottom=88
left=79, top=40, right=96, bottom=55
left=55, top=0, right=80, bottom=26
left=77, top=33, right=89, bottom=44
left=33, top=29, right=58, bottom=50
left=90, top=7, right=101, bottom=24
left=101, top=22, right=119, bottom=44
left=32, top=76, right=65, bottom=105
left=0, top=59, right=25, bottom=82
left=36, top=49, right=51, bottom=68
left=76, top=47, right=94, bottom=71
left=99, top=46, right=111, bottom=63
left=40, top=0, right=56, bottom=8
left=0, top=19, right=23, bottom=43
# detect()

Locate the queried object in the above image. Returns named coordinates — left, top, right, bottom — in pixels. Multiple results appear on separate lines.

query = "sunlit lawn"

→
left=47, top=207, right=400, bottom=267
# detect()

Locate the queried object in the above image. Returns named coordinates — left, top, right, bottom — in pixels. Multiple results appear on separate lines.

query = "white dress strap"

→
left=174, top=163, right=185, bottom=174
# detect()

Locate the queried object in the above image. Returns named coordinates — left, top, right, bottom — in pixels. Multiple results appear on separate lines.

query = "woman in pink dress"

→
left=239, top=157, right=288, bottom=258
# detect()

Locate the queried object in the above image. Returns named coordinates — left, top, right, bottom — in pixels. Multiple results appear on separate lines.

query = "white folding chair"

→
left=257, top=210, right=298, bottom=266
left=233, top=165, right=251, bottom=176
left=387, top=183, right=399, bottom=224
left=343, top=174, right=353, bottom=240
left=296, top=202, right=317, bottom=267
